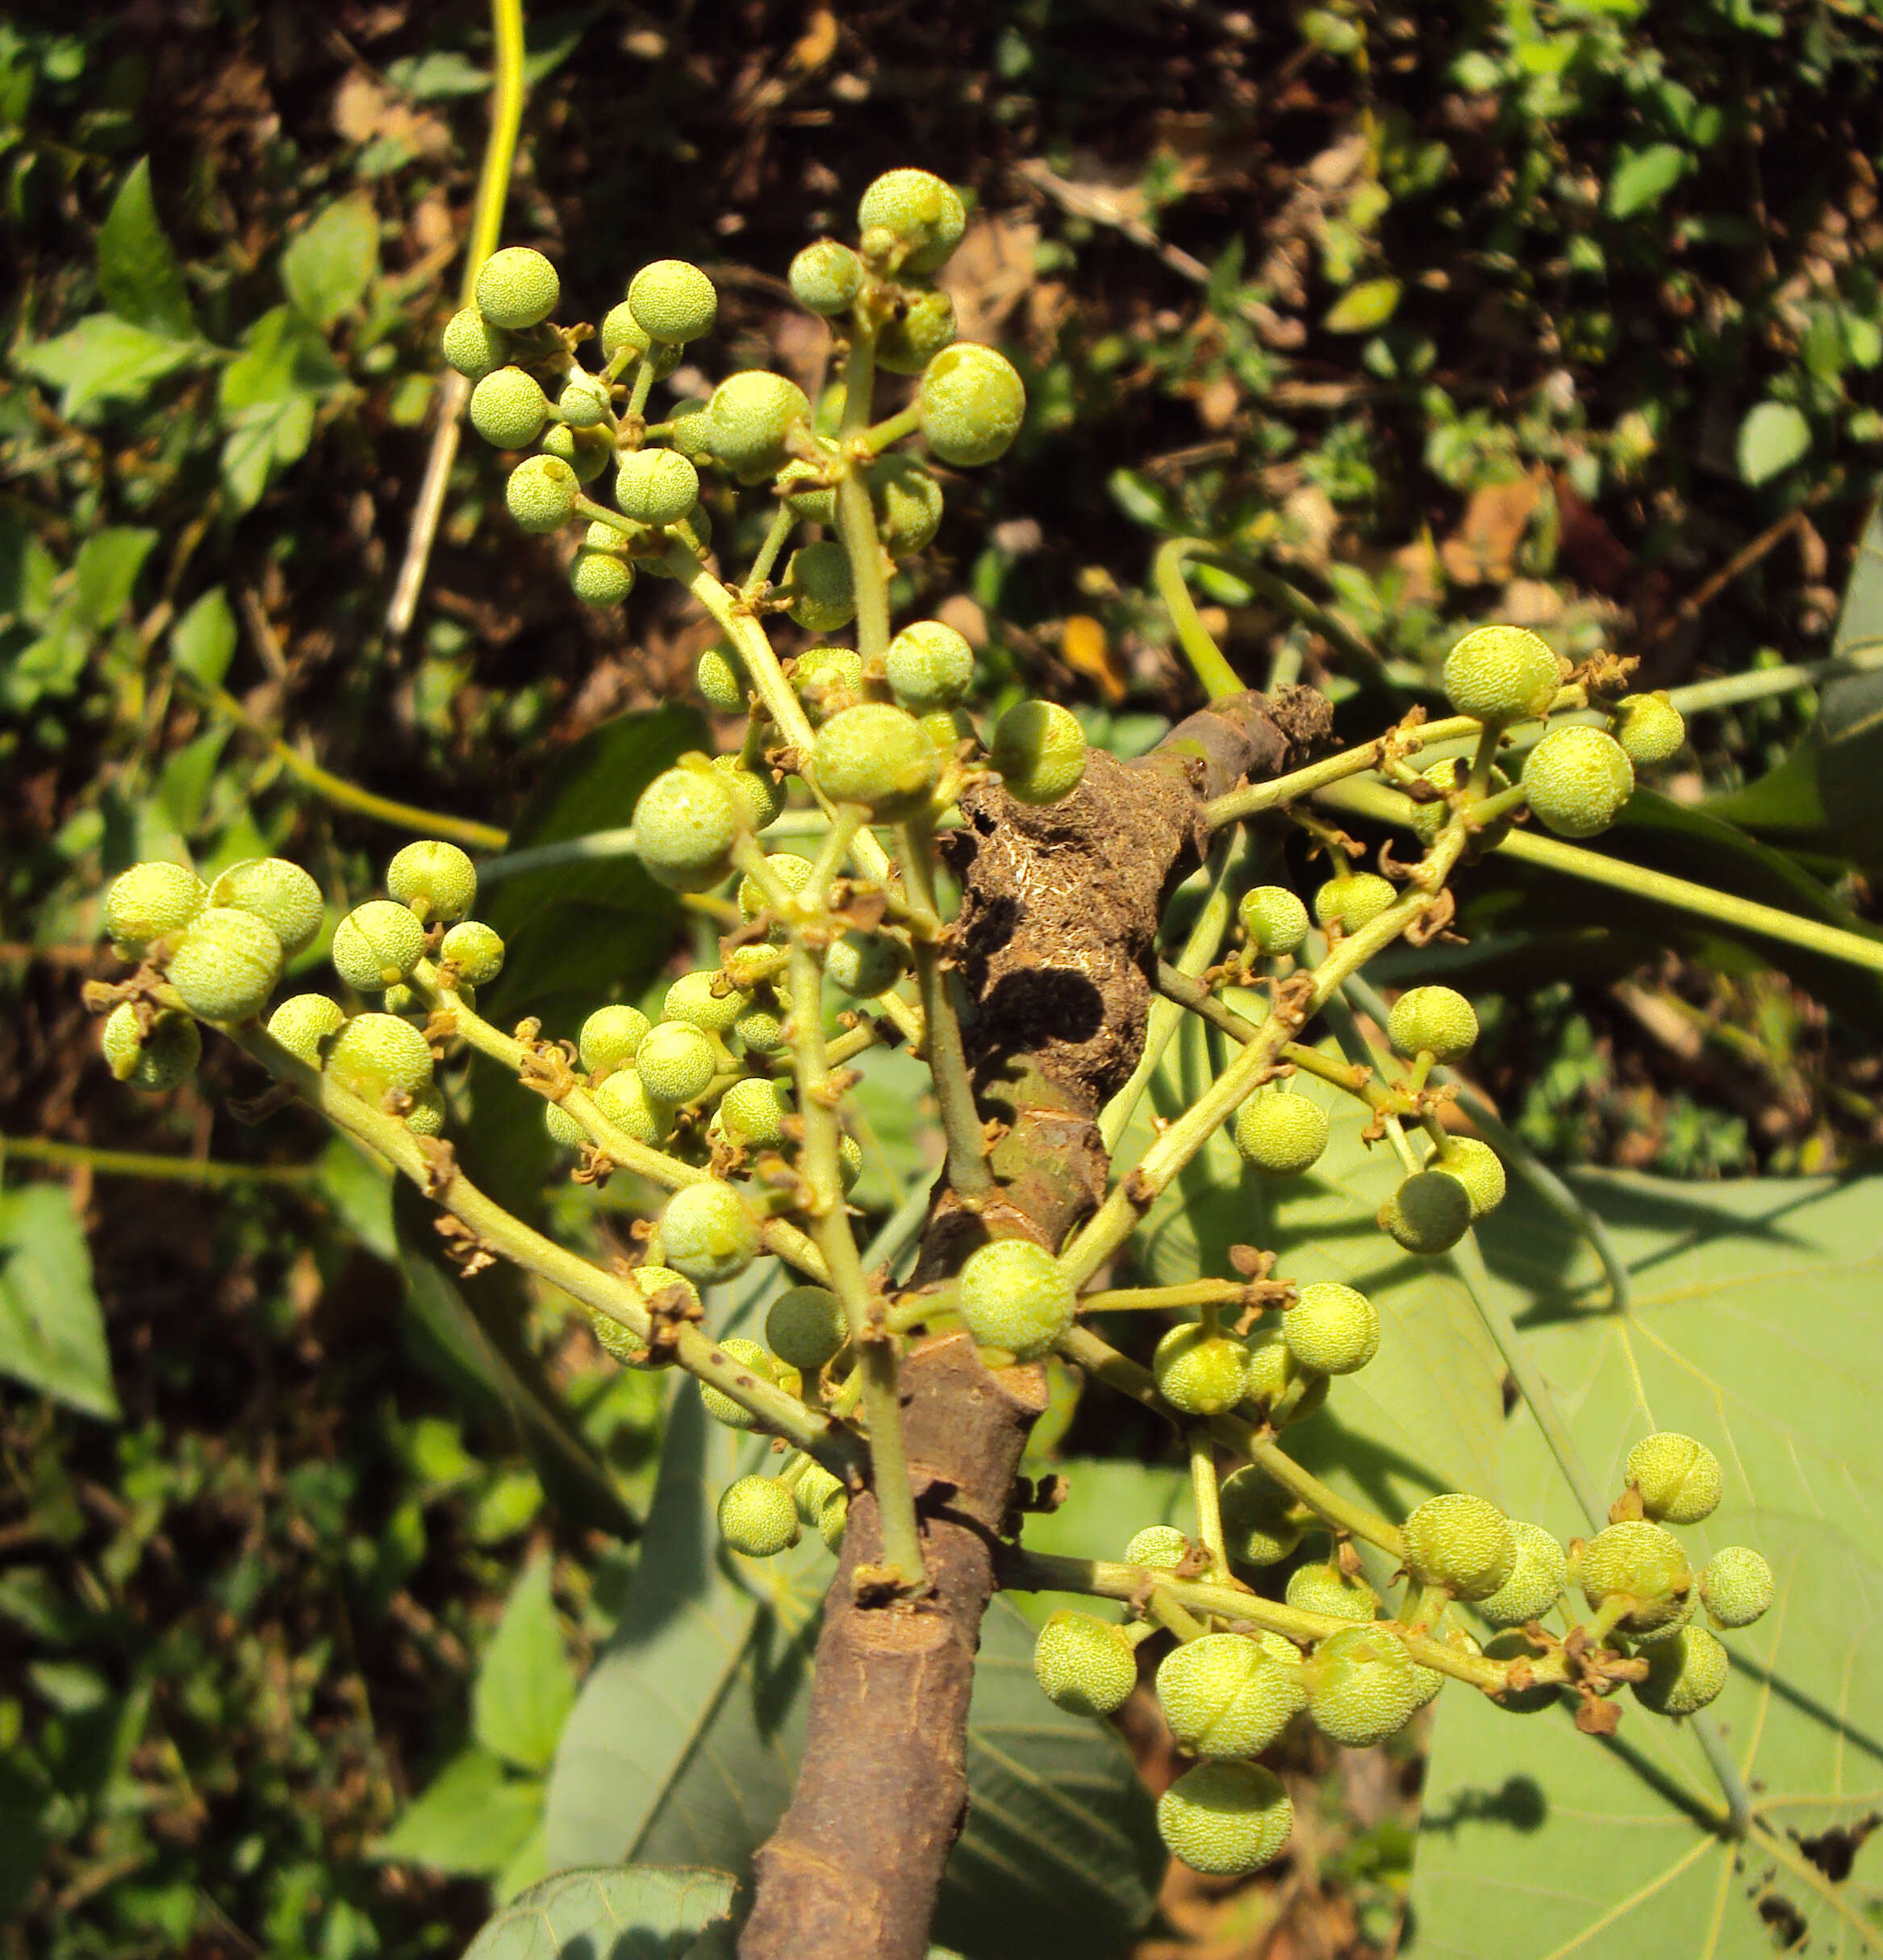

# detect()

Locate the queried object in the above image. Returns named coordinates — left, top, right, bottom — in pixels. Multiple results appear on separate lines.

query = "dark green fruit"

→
left=767, top=1285, right=849, bottom=1372
left=1380, top=1170, right=1472, bottom=1255
left=1633, top=1626, right=1728, bottom=1716
left=1218, top=1467, right=1303, bottom=1567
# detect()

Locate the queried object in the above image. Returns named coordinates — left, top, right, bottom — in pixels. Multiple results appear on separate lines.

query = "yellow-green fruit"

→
left=469, top=366, right=549, bottom=448
left=544, top=423, right=612, bottom=482
left=826, top=928, right=908, bottom=999
left=1380, top=1169, right=1472, bottom=1255
left=696, top=644, right=750, bottom=711
left=818, top=1491, right=849, bottom=1553
left=404, top=1085, right=446, bottom=1136
left=699, top=1338, right=775, bottom=1429
left=1158, top=1632, right=1300, bottom=1758
left=1125, top=1525, right=1189, bottom=1570
left=878, top=287, right=958, bottom=374
left=1442, top=623, right=1561, bottom=724
left=886, top=620, right=975, bottom=712
left=1283, top=1281, right=1380, bottom=1376
left=718, top=1076, right=787, bottom=1147
left=628, top=258, right=718, bottom=343
left=631, top=1263, right=700, bottom=1318
left=723, top=944, right=787, bottom=991
left=589, top=1303, right=650, bottom=1365
left=633, top=766, right=743, bottom=892
left=838, top=1132, right=864, bottom=1193
left=441, top=306, right=507, bottom=380
left=103, top=860, right=207, bottom=958
left=1239, top=884, right=1309, bottom=957
left=869, top=452, right=944, bottom=556
left=1153, top=1324, right=1253, bottom=1416
left=957, top=1238, right=1075, bottom=1361
left=788, top=238, right=864, bottom=316
left=474, top=245, right=560, bottom=331
left=1388, top=985, right=1479, bottom=1063
left=595, top=1069, right=665, bottom=1144
left=387, top=840, right=478, bottom=924
left=1424, top=1137, right=1506, bottom=1221
left=1307, top=1625, right=1422, bottom=1746
left=1700, top=1546, right=1773, bottom=1629
left=326, top=1011, right=435, bottom=1103
left=616, top=448, right=700, bottom=527
left=812, top=703, right=941, bottom=820
left=716, top=1474, right=801, bottom=1557
left=557, top=372, right=610, bottom=427
left=544, top=1101, right=586, bottom=1149
left=921, top=707, right=974, bottom=753
left=664, top=969, right=748, bottom=1033
left=636, top=1022, right=717, bottom=1105
left=1576, top=1520, right=1694, bottom=1636
left=571, top=550, right=634, bottom=607
left=1404, top=1493, right=1518, bottom=1600
left=792, top=646, right=865, bottom=727
left=1633, top=1626, right=1729, bottom=1717
left=169, top=907, right=284, bottom=1021
left=740, top=853, right=816, bottom=922
left=1409, top=757, right=1513, bottom=845
left=783, top=542, right=857, bottom=633
left=779, top=458, right=837, bottom=524
left=102, top=1003, right=200, bottom=1091
left=267, top=993, right=347, bottom=1065
left=1219, top=1467, right=1303, bottom=1567
left=506, top=454, right=578, bottom=533
left=332, top=900, right=427, bottom=992
left=1613, top=692, right=1685, bottom=766
left=1158, top=1761, right=1293, bottom=1877
left=208, top=858, right=324, bottom=958
left=1313, top=872, right=1397, bottom=933
left=734, top=1003, right=787, bottom=1056
left=1234, top=1091, right=1329, bottom=1175
left=579, top=1005, right=652, bottom=1076
left=918, top=343, right=1026, bottom=467
left=599, top=302, right=683, bottom=373
left=795, top=1462, right=845, bottom=1524
left=660, top=1181, right=761, bottom=1285
left=440, top=920, right=503, bottom=986
left=991, top=700, right=1088, bottom=804
left=1522, top=724, right=1635, bottom=839
left=1285, top=1562, right=1380, bottom=1623
left=707, top=371, right=810, bottom=475
left=1476, top=1520, right=1569, bottom=1628
left=1243, top=1331, right=1327, bottom=1424
left=767, top=1285, right=848, bottom=1371
left=1034, top=1610, right=1139, bottom=1718
left=1626, top=1432, right=1723, bottom=1525
left=857, top=168, right=967, bottom=276
left=712, top=757, right=782, bottom=832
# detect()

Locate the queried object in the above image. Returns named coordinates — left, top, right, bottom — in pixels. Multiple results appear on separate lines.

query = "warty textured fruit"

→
left=570, top=549, right=633, bottom=607
left=632, top=765, right=743, bottom=892
left=857, top=168, right=967, bottom=275
left=579, top=1004, right=652, bottom=1076
left=266, top=993, right=347, bottom=1065
left=706, top=372, right=809, bottom=475
left=664, top=969, right=748, bottom=1033
left=1441, top=623, right=1562, bottom=724
left=1388, top=985, right=1480, bottom=1063
left=825, top=928, right=908, bottom=998
left=1613, top=692, right=1686, bottom=765
left=326, top=1012, right=436, bottom=1103
left=1423, top=1136, right=1506, bottom=1221
left=869, top=452, right=945, bottom=556
left=1218, top=1467, right=1304, bottom=1567
left=506, top=454, right=578, bottom=533
left=469, top=367, right=549, bottom=449
left=783, top=542, right=857, bottom=633
left=1156, top=1761, right=1293, bottom=1878
left=1576, top=1520, right=1694, bottom=1636
left=209, top=857, right=324, bottom=957
left=717, top=1076, right=787, bottom=1147
left=917, top=343, right=1026, bottom=467
left=1153, top=1324, right=1254, bottom=1416
left=1522, top=724, right=1635, bottom=839
left=1403, top=1493, right=1518, bottom=1600
left=1284, top=1562, right=1380, bottom=1623
left=767, top=1285, right=849, bottom=1371
left=1626, top=1432, right=1723, bottom=1524
left=1380, top=1170, right=1473, bottom=1255
left=102, top=1004, right=201, bottom=1091
left=660, top=1181, right=761, bottom=1284
left=956, top=1237, right=1075, bottom=1360
left=1307, top=1625, right=1422, bottom=1746
left=635, top=1022, right=718, bottom=1105
left=698, top=1338, right=778, bottom=1429
left=627, top=259, right=718, bottom=343
left=1125, top=1524, right=1189, bottom=1570
left=440, top=920, right=504, bottom=987
left=990, top=699, right=1088, bottom=804
left=712, top=757, right=783, bottom=832
left=1239, top=884, right=1309, bottom=957
left=616, top=448, right=700, bottom=527
left=386, top=841, right=478, bottom=924
left=792, top=646, right=866, bottom=726
left=1699, top=1546, right=1774, bottom=1629
left=169, top=907, right=284, bottom=1022
left=1633, top=1626, right=1729, bottom=1716
left=1234, top=1091, right=1330, bottom=1175
left=331, top=900, right=427, bottom=992
left=474, top=246, right=560, bottom=330
left=740, top=852, right=816, bottom=921
left=1033, top=1611, right=1139, bottom=1718
left=695, top=644, right=749, bottom=711
left=1282, top=1281, right=1380, bottom=1376
left=716, top=1474, right=801, bottom=1557
left=440, top=307, right=507, bottom=380
left=878, top=287, right=958, bottom=374
left=886, top=620, right=975, bottom=711
left=104, top=860, right=207, bottom=958
left=1476, top=1520, right=1569, bottom=1627
left=594, top=1069, right=664, bottom=1145
left=788, top=239, right=864, bottom=316
left=1158, top=1633, right=1301, bottom=1758
left=812, top=704, right=942, bottom=819
left=1313, top=872, right=1398, bottom=933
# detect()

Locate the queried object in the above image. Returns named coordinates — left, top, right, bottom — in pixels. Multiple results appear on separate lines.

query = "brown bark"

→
left=741, top=688, right=1324, bottom=1960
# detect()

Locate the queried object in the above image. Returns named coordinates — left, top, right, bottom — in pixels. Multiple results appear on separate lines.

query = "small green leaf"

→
left=169, top=587, right=236, bottom=689
left=384, top=50, right=490, bottom=98
left=281, top=197, right=379, bottom=330
left=1605, top=141, right=1687, bottom=219
left=1736, top=399, right=1812, bottom=486
left=14, top=315, right=202, bottom=418
left=96, top=157, right=195, bottom=339
left=156, top=725, right=230, bottom=836
left=70, top=528, right=157, bottom=633
left=461, top=1865, right=737, bottom=1960
left=374, top=1748, right=545, bottom=1877
left=219, top=306, right=342, bottom=413
left=474, top=1554, right=578, bottom=1775
left=219, top=397, right=315, bottom=512
left=1323, top=277, right=1401, bottom=333
left=0, top=1182, right=118, bottom=1420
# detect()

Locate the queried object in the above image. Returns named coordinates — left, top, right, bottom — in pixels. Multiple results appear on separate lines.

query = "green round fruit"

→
left=635, top=1022, right=718, bottom=1105
left=628, top=259, right=718, bottom=344
left=544, top=1101, right=586, bottom=1149
left=792, top=645, right=866, bottom=725
left=818, top=1490, right=849, bottom=1552
left=1388, top=986, right=1479, bottom=1063
left=102, top=1003, right=201, bottom=1091
left=266, top=993, right=347, bottom=1065
left=1285, top=1562, right=1380, bottom=1623
left=718, top=1076, right=787, bottom=1147
left=543, top=423, right=611, bottom=482
left=812, top=703, right=941, bottom=819
left=957, top=1237, right=1075, bottom=1361
left=1626, top=1432, right=1723, bottom=1525
left=1156, top=1761, right=1292, bottom=1878
left=886, top=620, right=975, bottom=712
left=1633, top=1626, right=1729, bottom=1717
left=1442, top=624, right=1561, bottom=724
left=1613, top=692, right=1685, bottom=766
left=698, top=1337, right=774, bottom=1428
left=441, top=306, right=507, bottom=381
left=387, top=840, right=478, bottom=924
left=664, top=969, right=748, bottom=1033
left=707, top=371, right=810, bottom=475
left=1243, top=1331, right=1327, bottom=1424
left=858, top=169, right=967, bottom=275
left=779, top=458, right=837, bottom=524
left=616, top=448, right=700, bottom=527
left=1034, top=1610, right=1139, bottom=1717
left=1239, top=884, right=1309, bottom=957
left=469, top=366, right=549, bottom=449
left=571, top=550, right=634, bottom=607
left=789, top=239, right=864, bottom=316
left=633, top=766, right=743, bottom=892
left=1218, top=1467, right=1303, bottom=1567
left=331, top=900, right=427, bottom=993
left=1404, top=1493, right=1518, bottom=1601
left=1476, top=1520, right=1569, bottom=1628
left=826, top=928, right=908, bottom=999
left=878, top=287, right=958, bottom=374
left=1158, top=1632, right=1300, bottom=1758
left=869, top=452, right=945, bottom=556
left=783, top=542, right=857, bottom=633
left=169, top=907, right=284, bottom=1021
left=921, top=707, right=974, bottom=753
left=704, top=760, right=778, bottom=836
left=1576, top=1520, right=1693, bottom=1636
left=838, top=1131, right=863, bottom=1193
left=579, top=1004, right=652, bottom=1076
left=716, top=1474, right=801, bottom=1557
left=1424, top=1137, right=1506, bottom=1221
left=474, top=246, right=560, bottom=331
left=695, top=643, right=750, bottom=711
left=405, top=1084, right=446, bottom=1136
left=440, top=920, right=504, bottom=986
left=991, top=699, right=1087, bottom=804
left=507, top=454, right=578, bottom=533
left=1283, top=1281, right=1380, bottom=1376
left=104, top=860, right=207, bottom=958
left=1234, top=1091, right=1329, bottom=1176
left=795, top=1462, right=845, bottom=1524
left=208, top=857, right=324, bottom=958
left=1380, top=1170, right=1472, bottom=1255
left=557, top=372, right=610, bottom=427
left=599, top=302, right=682, bottom=375
left=660, top=1181, right=761, bottom=1284
left=1699, top=1546, right=1773, bottom=1629
left=326, top=1011, right=436, bottom=1103
left=734, top=1002, right=787, bottom=1056
left=739, top=853, right=816, bottom=922
left=595, top=1068, right=665, bottom=1144
left=1153, top=1324, right=1253, bottom=1416
left=1125, top=1524, right=1189, bottom=1570
left=1522, top=724, right=1635, bottom=840
left=1308, top=1625, right=1422, bottom=1746
left=918, top=343, right=1025, bottom=467
left=1313, top=872, right=1397, bottom=934
left=1409, top=757, right=1514, bottom=845
left=767, top=1285, right=849, bottom=1371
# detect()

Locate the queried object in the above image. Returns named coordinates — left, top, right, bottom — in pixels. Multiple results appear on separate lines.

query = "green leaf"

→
left=462, top=1866, right=737, bottom=1960
left=384, top=50, right=491, bottom=98
left=1323, top=277, right=1401, bottom=333
left=1736, top=399, right=1811, bottom=486
left=1606, top=141, right=1687, bottom=219
left=219, top=395, right=315, bottom=512
left=0, top=1182, right=117, bottom=1419
left=14, top=314, right=201, bottom=418
left=1408, top=1170, right=1883, bottom=1957
left=280, top=197, right=379, bottom=330
left=96, top=157, right=194, bottom=338
left=219, top=306, right=341, bottom=413
left=317, top=1136, right=396, bottom=1261
left=374, top=1748, right=545, bottom=1877
left=156, top=724, right=230, bottom=836
left=169, top=587, right=236, bottom=688
left=70, top=527, right=156, bottom=632
left=474, top=1554, right=578, bottom=1775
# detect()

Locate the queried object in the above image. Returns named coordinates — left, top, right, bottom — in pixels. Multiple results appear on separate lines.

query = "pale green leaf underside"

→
left=462, top=1862, right=737, bottom=1960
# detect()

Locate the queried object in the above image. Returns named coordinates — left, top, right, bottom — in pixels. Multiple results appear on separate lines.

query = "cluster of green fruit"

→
left=1034, top=1432, right=1770, bottom=1878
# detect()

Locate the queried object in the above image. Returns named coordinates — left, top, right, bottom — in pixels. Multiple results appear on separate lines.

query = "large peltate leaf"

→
left=1405, top=1170, right=1883, bottom=1957
left=462, top=1863, right=737, bottom=1960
